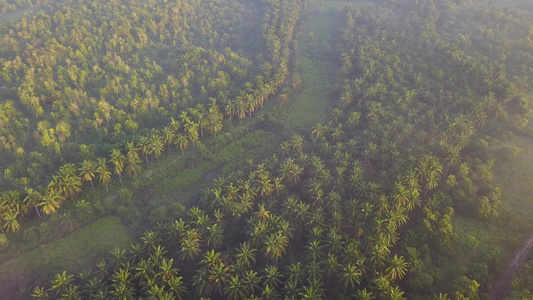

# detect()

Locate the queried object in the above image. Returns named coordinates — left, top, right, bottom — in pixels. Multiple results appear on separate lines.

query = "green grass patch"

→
left=281, top=57, right=332, bottom=132
left=0, top=7, right=43, bottom=23
left=136, top=128, right=278, bottom=207
left=0, top=216, right=130, bottom=295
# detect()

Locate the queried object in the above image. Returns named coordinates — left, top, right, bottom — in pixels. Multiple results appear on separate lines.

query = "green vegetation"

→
left=0, top=216, right=130, bottom=296
left=1, top=0, right=533, bottom=299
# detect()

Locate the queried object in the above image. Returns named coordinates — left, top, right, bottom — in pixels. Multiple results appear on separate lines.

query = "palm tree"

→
left=339, top=263, right=362, bottom=291
left=38, top=190, right=63, bottom=215
left=305, top=239, right=325, bottom=261
left=357, top=288, right=374, bottom=300
left=59, top=211, right=79, bottom=234
left=78, top=160, right=97, bottom=190
left=193, top=268, right=213, bottom=297
left=391, top=182, right=410, bottom=208
left=243, top=269, right=260, bottom=296
left=150, top=133, right=164, bottom=165
left=174, top=134, right=189, bottom=155
left=184, top=121, right=199, bottom=143
left=206, top=224, right=224, bottom=249
left=50, top=271, right=74, bottom=296
left=3, top=211, right=20, bottom=232
left=167, top=275, right=187, bottom=299
left=156, top=258, right=178, bottom=281
left=31, top=287, right=48, bottom=299
left=96, top=158, right=112, bottom=192
left=74, top=199, right=93, bottom=223
left=208, top=262, right=229, bottom=295
left=386, top=255, right=408, bottom=280
left=109, top=149, right=126, bottom=186
left=262, top=265, right=282, bottom=288
left=138, top=136, right=151, bottom=164
left=126, top=155, right=142, bottom=178
left=161, top=127, right=175, bottom=153
left=235, top=242, right=257, bottom=268
left=50, top=164, right=82, bottom=199
left=24, top=188, right=42, bottom=218
left=180, top=228, right=202, bottom=262
left=224, top=275, right=246, bottom=300
left=125, top=141, right=138, bottom=160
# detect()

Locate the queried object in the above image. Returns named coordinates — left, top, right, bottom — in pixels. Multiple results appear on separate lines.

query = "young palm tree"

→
left=50, top=271, right=74, bottom=296
left=205, top=224, right=224, bottom=249
left=74, top=199, right=93, bottom=223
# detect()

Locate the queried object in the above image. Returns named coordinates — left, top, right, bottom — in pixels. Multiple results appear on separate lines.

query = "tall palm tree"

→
left=137, top=136, right=151, bottom=164
left=174, top=134, right=189, bottom=155
left=161, top=127, right=175, bottom=153
left=126, top=155, right=142, bottom=178
left=150, top=133, right=164, bottom=165
left=24, top=188, right=42, bottom=218
left=96, top=158, right=112, bottom=192
left=78, top=160, right=97, bottom=190
left=109, top=149, right=126, bottom=186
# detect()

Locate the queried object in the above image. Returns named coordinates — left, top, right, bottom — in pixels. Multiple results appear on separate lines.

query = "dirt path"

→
left=489, top=234, right=533, bottom=299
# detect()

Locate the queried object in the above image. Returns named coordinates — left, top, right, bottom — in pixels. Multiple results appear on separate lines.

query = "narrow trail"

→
left=489, top=234, right=533, bottom=299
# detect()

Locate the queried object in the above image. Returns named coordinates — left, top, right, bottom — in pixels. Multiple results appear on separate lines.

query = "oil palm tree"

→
left=235, top=242, right=257, bottom=268
left=223, top=275, right=246, bottom=300
left=386, top=255, right=408, bottom=280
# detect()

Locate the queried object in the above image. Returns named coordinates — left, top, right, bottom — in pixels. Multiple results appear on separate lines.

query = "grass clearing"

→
left=0, top=216, right=130, bottom=296
left=474, top=0, right=533, bottom=14
left=0, top=7, right=43, bottom=23
left=280, top=57, right=333, bottom=133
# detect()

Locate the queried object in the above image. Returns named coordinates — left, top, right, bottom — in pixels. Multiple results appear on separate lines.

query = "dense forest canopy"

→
left=1, top=0, right=533, bottom=299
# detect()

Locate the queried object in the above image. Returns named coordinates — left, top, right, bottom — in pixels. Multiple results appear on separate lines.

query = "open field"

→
left=0, top=216, right=130, bottom=296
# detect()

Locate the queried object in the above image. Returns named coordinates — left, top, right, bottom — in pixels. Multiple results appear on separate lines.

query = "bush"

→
left=0, top=234, right=9, bottom=251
